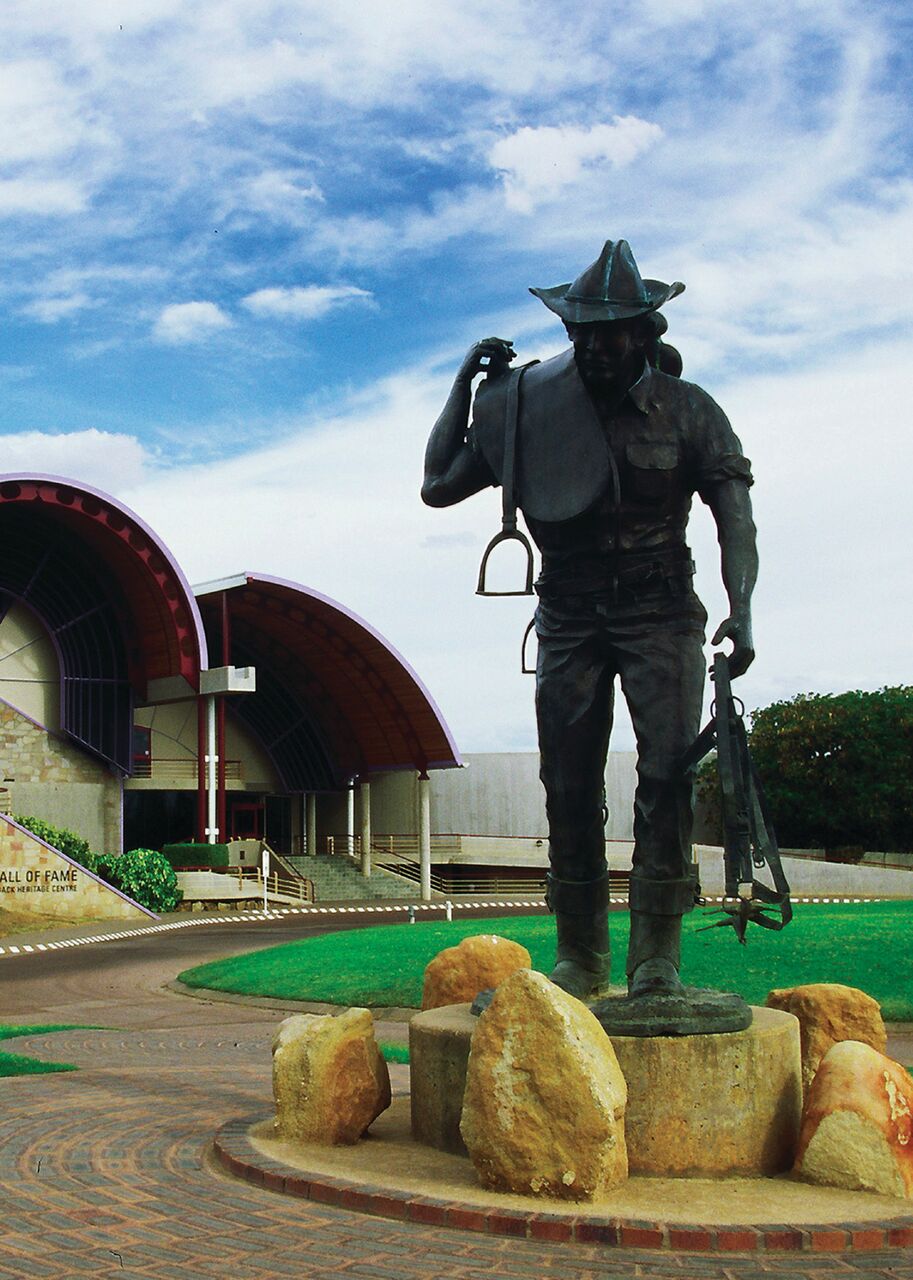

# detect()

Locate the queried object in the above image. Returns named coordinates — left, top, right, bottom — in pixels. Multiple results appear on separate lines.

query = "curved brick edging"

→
left=213, top=1115, right=913, bottom=1253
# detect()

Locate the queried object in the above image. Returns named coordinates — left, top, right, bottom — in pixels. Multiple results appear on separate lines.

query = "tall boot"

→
left=625, top=869, right=698, bottom=999
left=626, top=910, right=683, bottom=998
left=546, top=872, right=611, bottom=1000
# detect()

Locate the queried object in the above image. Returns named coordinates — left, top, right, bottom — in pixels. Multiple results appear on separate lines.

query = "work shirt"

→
left=470, top=355, right=752, bottom=598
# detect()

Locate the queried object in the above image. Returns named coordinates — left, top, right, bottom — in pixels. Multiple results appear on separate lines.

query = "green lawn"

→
left=0, top=1023, right=92, bottom=1077
left=178, top=901, right=913, bottom=1020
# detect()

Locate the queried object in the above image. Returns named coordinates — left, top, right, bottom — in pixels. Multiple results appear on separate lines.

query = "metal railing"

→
left=232, top=865, right=315, bottom=903
left=319, top=832, right=636, bottom=897
left=132, top=757, right=242, bottom=781
left=324, top=833, right=462, bottom=861
left=369, top=860, right=630, bottom=898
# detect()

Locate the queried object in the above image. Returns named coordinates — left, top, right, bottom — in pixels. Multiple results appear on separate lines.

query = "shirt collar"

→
left=626, top=360, right=654, bottom=414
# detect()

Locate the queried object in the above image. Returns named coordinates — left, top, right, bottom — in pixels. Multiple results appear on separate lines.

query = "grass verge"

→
left=0, top=1023, right=98, bottom=1077
left=177, top=901, right=913, bottom=1019
left=378, top=1042, right=410, bottom=1064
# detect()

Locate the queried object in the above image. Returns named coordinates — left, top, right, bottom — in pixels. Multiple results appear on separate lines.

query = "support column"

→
left=346, top=785, right=355, bottom=859
left=217, top=589, right=230, bottom=850
left=418, top=770, right=431, bottom=902
left=360, top=781, right=372, bottom=878
left=206, top=695, right=218, bottom=844
left=306, top=793, right=317, bottom=857
left=196, top=697, right=207, bottom=844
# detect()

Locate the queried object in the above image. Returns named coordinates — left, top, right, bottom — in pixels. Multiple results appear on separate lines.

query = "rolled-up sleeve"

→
left=687, top=386, right=754, bottom=501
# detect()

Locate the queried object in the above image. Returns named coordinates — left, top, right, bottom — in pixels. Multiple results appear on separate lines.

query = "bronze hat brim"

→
left=529, top=278, right=685, bottom=324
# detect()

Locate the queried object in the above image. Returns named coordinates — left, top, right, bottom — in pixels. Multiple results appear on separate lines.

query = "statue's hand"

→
left=457, top=337, right=516, bottom=382
left=711, top=610, right=755, bottom=678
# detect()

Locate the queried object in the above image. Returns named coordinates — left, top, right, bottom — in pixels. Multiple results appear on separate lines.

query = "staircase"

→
left=296, top=855, right=431, bottom=903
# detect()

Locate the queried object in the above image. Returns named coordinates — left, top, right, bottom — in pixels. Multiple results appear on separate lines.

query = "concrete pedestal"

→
left=410, top=1003, right=802, bottom=1176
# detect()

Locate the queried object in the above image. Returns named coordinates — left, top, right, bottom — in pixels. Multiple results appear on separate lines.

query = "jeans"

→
left=535, top=578, right=706, bottom=914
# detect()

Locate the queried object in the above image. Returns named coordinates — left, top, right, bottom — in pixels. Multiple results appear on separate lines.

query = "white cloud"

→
left=0, top=178, right=87, bottom=216
left=112, top=325, right=913, bottom=753
left=240, top=168, right=324, bottom=221
left=152, top=301, right=232, bottom=344
left=0, top=59, right=103, bottom=163
left=241, top=285, right=373, bottom=320
left=489, top=117, right=664, bottom=213
left=22, top=292, right=93, bottom=323
left=0, top=429, right=156, bottom=491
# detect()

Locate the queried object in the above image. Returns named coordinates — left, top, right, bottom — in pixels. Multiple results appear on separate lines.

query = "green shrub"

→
left=162, top=842, right=230, bottom=870
left=104, top=848, right=182, bottom=913
left=12, top=815, right=99, bottom=872
left=750, top=687, right=913, bottom=852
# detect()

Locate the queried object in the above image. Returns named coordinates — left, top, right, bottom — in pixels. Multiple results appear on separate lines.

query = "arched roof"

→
left=194, top=573, right=461, bottom=792
left=0, top=475, right=207, bottom=771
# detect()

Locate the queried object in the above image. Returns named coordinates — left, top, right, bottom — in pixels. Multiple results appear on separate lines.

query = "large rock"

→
left=459, top=969, right=627, bottom=1199
left=421, top=934, right=530, bottom=1010
left=794, top=1039, right=913, bottom=1198
left=766, top=982, right=886, bottom=1093
left=272, top=1008, right=391, bottom=1145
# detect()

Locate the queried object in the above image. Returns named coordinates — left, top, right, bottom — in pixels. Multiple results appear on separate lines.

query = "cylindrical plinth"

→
left=410, top=1003, right=802, bottom=1176
left=409, top=1002, right=473, bottom=1154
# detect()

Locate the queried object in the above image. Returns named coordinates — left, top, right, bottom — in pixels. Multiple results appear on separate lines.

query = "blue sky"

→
left=1, top=0, right=911, bottom=752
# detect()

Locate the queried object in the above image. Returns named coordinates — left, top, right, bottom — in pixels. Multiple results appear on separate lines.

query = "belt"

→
left=536, top=551, right=695, bottom=599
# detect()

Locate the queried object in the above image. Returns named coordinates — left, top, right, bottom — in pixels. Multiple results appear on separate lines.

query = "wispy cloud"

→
left=489, top=118, right=664, bottom=213
left=0, top=177, right=87, bottom=216
left=22, top=292, right=94, bottom=323
left=241, top=284, right=373, bottom=321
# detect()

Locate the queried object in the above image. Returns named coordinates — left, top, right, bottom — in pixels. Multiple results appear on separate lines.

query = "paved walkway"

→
left=0, top=914, right=911, bottom=1279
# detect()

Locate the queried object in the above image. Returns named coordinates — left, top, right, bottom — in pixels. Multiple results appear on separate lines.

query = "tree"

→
left=748, top=687, right=913, bottom=853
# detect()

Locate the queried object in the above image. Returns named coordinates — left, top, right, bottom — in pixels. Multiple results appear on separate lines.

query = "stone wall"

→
left=0, top=703, right=122, bottom=853
left=0, top=816, right=154, bottom=923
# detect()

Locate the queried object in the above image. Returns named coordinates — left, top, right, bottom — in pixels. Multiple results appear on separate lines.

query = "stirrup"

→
left=476, top=527, right=535, bottom=596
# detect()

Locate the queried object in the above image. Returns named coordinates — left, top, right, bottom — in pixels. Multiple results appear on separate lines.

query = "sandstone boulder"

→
left=766, top=982, right=886, bottom=1094
left=272, top=1008, right=391, bottom=1145
left=460, top=968, right=627, bottom=1199
left=794, top=1039, right=913, bottom=1198
left=421, top=934, right=530, bottom=1010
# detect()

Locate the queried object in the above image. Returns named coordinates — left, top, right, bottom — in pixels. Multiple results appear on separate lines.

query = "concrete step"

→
left=300, top=855, right=431, bottom=902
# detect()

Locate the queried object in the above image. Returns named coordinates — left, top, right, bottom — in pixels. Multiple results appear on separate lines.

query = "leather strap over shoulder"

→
left=476, top=362, right=538, bottom=597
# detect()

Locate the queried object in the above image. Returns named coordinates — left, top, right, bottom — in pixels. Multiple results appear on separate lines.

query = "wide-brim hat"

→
left=530, top=238, right=684, bottom=324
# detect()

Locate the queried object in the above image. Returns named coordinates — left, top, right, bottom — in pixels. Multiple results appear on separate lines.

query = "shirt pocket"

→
left=625, top=440, right=678, bottom=504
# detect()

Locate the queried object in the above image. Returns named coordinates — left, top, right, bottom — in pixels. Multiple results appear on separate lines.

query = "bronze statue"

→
left=422, top=240, right=758, bottom=1021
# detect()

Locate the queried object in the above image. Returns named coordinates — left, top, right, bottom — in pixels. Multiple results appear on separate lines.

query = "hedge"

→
left=161, top=843, right=230, bottom=870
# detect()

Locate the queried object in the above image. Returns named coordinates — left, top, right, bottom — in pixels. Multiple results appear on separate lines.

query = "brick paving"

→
left=0, top=917, right=910, bottom=1278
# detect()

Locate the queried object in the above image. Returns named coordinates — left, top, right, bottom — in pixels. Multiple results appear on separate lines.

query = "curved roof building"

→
left=0, top=476, right=459, bottom=859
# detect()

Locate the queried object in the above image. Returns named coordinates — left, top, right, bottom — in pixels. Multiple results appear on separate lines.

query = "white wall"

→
left=0, top=602, right=60, bottom=730
left=345, top=751, right=638, bottom=841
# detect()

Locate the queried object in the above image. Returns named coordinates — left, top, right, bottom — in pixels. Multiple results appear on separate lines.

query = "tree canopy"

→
left=748, top=687, right=913, bottom=853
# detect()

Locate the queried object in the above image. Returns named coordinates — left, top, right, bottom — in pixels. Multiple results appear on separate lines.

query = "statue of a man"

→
left=422, top=240, right=757, bottom=1004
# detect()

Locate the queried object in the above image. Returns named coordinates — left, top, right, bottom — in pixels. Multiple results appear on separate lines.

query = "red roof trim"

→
left=0, top=474, right=208, bottom=687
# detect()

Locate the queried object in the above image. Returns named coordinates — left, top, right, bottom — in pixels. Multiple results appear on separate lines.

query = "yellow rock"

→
left=421, top=934, right=530, bottom=1010
left=766, top=982, right=886, bottom=1094
left=794, top=1040, right=913, bottom=1198
left=459, top=969, right=627, bottom=1199
left=272, top=1008, right=391, bottom=1145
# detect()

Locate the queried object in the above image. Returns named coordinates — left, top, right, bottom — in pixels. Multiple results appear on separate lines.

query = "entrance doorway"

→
left=230, top=801, right=264, bottom=841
